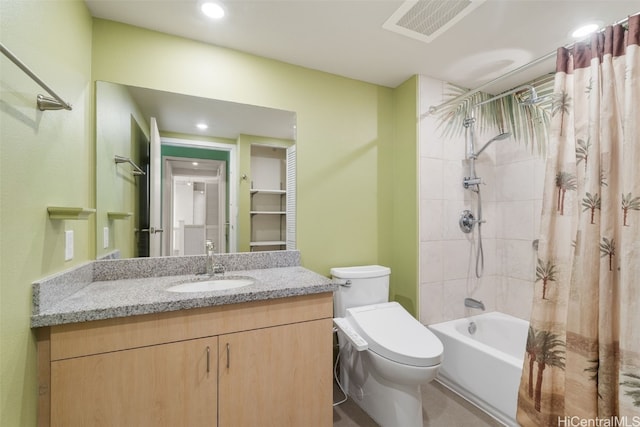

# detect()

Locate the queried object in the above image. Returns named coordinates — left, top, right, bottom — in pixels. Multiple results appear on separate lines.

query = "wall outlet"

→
left=103, top=227, right=109, bottom=249
left=65, top=230, right=74, bottom=261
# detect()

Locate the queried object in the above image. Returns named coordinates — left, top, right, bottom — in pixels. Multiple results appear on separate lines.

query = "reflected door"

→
left=149, top=117, right=163, bottom=257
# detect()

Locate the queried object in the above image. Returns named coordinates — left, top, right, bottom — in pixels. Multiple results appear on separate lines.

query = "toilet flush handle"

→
left=337, top=279, right=352, bottom=287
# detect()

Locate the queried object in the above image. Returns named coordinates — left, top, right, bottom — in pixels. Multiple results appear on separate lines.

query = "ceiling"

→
left=124, top=84, right=297, bottom=140
left=87, top=0, right=640, bottom=93
left=91, top=1, right=639, bottom=141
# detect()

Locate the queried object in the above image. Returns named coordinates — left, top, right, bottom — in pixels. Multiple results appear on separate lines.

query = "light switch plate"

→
left=103, top=227, right=109, bottom=249
left=65, top=230, right=74, bottom=261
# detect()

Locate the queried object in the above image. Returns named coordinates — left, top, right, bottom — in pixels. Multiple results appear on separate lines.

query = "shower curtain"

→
left=516, top=14, right=640, bottom=426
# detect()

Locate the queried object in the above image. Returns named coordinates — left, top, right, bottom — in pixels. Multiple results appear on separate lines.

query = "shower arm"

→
left=463, top=84, right=537, bottom=160
left=469, top=84, right=538, bottom=111
left=465, top=84, right=538, bottom=128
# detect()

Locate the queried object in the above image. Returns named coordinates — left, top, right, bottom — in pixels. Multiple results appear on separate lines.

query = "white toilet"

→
left=332, top=265, right=443, bottom=427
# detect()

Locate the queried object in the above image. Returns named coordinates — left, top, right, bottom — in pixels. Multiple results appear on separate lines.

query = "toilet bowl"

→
left=331, top=265, right=444, bottom=427
left=339, top=302, right=443, bottom=427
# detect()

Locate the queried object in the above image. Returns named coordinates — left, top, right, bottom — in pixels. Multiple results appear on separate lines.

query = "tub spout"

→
left=464, top=298, right=485, bottom=311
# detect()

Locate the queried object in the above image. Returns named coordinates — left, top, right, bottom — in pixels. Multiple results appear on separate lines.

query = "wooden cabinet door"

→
left=218, top=319, right=333, bottom=427
left=50, top=337, right=218, bottom=427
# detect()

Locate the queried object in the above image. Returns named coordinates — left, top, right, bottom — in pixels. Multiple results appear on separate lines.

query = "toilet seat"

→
left=346, top=302, right=443, bottom=367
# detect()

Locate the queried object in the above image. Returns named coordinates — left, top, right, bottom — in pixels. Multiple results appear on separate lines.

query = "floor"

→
left=332, top=380, right=503, bottom=427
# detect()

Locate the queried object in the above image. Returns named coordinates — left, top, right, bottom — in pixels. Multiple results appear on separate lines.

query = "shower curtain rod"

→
left=0, top=42, right=73, bottom=111
left=426, top=12, right=636, bottom=116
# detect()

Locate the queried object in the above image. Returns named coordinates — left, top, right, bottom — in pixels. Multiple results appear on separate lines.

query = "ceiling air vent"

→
left=383, top=0, right=486, bottom=43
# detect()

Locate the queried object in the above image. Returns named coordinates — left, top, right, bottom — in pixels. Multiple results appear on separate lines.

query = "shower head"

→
left=492, top=132, right=512, bottom=141
left=518, top=86, right=539, bottom=105
left=518, top=86, right=553, bottom=106
left=473, top=132, right=511, bottom=158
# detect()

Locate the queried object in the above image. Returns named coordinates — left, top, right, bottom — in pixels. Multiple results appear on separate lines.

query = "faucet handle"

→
left=213, top=264, right=226, bottom=275
left=206, top=241, right=215, bottom=252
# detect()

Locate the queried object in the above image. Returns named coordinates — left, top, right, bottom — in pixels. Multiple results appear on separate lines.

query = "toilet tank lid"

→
left=330, top=265, right=390, bottom=279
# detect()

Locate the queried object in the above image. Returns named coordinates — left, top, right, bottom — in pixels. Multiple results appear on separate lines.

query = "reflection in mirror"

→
left=166, top=157, right=226, bottom=256
left=95, top=81, right=297, bottom=259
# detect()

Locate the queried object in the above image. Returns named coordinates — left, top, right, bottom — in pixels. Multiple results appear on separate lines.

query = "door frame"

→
left=161, top=137, right=238, bottom=254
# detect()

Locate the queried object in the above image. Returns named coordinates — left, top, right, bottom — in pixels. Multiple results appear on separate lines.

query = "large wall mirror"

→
left=95, top=81, right=297, bottom=259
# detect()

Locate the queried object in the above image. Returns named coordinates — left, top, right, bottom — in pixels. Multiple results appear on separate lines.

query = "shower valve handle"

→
left=463, top=177, right=483, bottom=188
left=459, top=210, right=486, bottom=234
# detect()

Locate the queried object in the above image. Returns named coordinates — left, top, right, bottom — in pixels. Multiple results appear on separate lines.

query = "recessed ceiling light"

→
left=571, top=23, right=600, bottom=39
left=192, top=162, right=199, bottom=166
left=201, top=2, right=225, bottom=19
left=196, top=123, right=208, bottom=130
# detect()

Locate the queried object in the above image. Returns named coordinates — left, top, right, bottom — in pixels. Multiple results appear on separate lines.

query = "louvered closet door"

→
left=286, top=145, right=296, bottom=250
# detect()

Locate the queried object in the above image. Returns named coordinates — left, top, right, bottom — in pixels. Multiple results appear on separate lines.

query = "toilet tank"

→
left=331, top=265, right=391, bottom=317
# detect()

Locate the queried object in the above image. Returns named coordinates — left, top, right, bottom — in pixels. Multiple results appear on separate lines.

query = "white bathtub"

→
left=428, top=312, right=529, bottom=426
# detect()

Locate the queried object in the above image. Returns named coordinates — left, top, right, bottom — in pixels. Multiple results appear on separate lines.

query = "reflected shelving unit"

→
left=249, top=146, right=287, bottom=251
left=250, top=189, right=286, bottom=250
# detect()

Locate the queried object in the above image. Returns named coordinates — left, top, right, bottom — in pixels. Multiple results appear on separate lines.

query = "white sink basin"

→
left=167, top=278, right=254, bottom=293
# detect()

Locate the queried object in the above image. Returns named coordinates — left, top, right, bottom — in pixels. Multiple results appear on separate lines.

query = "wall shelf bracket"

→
left=107, top=212, right=133, bottom=220
left=47, top=207, right=96, bottom=220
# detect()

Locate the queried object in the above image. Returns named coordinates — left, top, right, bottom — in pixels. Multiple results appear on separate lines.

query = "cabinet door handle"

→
left=226, top=343, right=230, bottom=369
left=206, top=346, right=210, bottom=373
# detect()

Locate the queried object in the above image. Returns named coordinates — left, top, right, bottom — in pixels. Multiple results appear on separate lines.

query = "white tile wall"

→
left=418, top=75, right=544, bottom=325
left=420, top=241, right=444, bottom=283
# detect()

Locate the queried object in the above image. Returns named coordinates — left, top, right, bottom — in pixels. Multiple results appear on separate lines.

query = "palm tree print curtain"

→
left=517, top=14, right=640, bottom=426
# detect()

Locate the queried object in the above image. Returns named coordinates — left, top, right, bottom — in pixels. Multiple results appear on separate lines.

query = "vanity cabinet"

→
left=50, top=337, right=218, bottom=426
left=37, top=292, right=333, bottom=427
left=219, top=319, right=329, bottom=425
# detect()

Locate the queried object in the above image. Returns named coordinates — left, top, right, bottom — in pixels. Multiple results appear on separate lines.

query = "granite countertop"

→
left=31, top=251, right=337, bottom=328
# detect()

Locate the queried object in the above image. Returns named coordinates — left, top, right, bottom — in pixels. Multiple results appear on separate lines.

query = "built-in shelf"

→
left=250, top=189, right=286, bottom=195
left=250, top=211, right=286, bottom=215
left=249, top=241, right=286, bottom=247
left=250, top=145, right=288, bottom=251
left=107, top=211, right=133, bottom=220
left=47, top=207, right=96, bottom=220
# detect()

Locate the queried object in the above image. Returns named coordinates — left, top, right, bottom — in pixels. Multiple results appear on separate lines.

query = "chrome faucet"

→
left=206, top=241, right=225, bottom=276
left=464, top=297, right=485, bottom=311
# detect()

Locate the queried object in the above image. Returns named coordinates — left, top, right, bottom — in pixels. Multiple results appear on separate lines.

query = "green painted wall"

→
left=95, top=81, right=150, bottom=259
left=161, top=145, right=230, bottom=163
left=0, top=1, right=93, bottom=426
left=389, top=76, right=419, bottom=315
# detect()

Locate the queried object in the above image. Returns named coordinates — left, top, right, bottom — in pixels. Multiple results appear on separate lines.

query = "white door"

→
left=149, top=117, right=162, bottom=257
left=217, top=162, right=227, bottom=252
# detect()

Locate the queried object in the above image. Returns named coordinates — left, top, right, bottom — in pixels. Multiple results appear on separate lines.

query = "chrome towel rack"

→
left=114, top=155, right=146, bottom=176
left=0, top=42, right=72, bottom=111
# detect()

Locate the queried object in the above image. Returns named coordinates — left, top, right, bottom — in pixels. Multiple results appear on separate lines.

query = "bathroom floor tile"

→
left=333, top=381, right=503, bottom=427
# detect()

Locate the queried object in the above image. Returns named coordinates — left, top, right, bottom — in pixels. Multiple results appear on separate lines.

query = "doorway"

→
left=160, top=139, right=237, bottom=256
left=165, top=157, right=226, bottom=256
